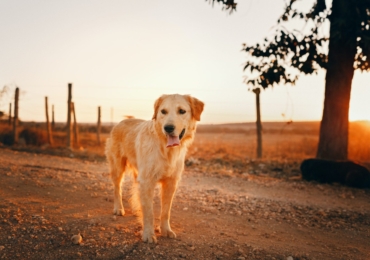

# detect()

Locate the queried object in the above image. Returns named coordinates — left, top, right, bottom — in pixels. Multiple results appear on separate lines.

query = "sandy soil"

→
left=0, top=148, right=369, bottom=260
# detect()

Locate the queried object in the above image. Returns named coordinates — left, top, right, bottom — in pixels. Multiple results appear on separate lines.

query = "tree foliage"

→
left=240, top=0, right=370, bottom=89
left=207, top=0, right=237, bottom=14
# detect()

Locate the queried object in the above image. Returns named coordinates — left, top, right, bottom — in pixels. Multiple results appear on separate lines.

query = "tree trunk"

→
left=316, top=0, right=358, bottom=160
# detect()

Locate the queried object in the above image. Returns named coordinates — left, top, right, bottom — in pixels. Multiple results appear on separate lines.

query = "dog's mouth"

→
left=179, top=128, right=185, bottom=140
left=166, top=129, right=185, bottom=148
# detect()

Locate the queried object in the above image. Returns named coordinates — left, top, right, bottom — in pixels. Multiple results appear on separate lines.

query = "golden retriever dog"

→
left=105, top=94, right=204, bottom=243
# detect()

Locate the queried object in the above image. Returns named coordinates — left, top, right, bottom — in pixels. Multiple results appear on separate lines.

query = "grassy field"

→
left=1, top=120, right=369, bottom=164
left=194, top=121, right=370, bottom=164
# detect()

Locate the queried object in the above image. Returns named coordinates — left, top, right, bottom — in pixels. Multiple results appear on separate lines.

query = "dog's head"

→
left=152, top=94, right=204, bottom=148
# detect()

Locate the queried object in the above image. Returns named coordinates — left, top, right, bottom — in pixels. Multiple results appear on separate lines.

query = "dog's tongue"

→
left=166, top=135, right=180, bottom=148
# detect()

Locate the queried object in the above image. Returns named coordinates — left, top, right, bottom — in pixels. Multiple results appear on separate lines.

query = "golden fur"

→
left=105, top=94, right=204, bottom=243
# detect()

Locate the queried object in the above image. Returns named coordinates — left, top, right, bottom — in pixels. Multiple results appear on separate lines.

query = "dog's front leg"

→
left=160, top=178, right=178, bottom=238
left=139, top=180, right=157, bottom=243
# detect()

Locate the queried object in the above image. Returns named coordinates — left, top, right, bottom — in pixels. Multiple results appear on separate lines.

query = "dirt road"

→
left=0, top=148, right=369, bottom=259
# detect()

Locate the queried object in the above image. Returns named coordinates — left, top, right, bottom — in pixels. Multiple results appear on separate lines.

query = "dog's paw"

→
left=160, top=227, right=176, bottom=239
left=142, top=231, right=157, bottom=243
left=113, top=208, right=125, bottom=216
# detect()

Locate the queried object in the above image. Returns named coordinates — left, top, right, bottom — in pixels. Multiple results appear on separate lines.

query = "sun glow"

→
left=349, top=72, right=370, bottom=122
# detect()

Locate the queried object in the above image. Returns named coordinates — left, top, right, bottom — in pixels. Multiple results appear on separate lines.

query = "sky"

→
left=0, top=0, right=369, bottom=124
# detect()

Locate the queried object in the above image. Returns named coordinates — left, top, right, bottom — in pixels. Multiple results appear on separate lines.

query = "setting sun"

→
left=349, top=72, right=370, bottom=122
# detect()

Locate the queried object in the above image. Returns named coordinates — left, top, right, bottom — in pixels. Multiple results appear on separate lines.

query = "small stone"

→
left=0, top=246, right=4, bottom=251
left=58, top=227, right=63, bottom=231
left=71, top=234, right=83, bottom=245
left=287, top=256, right=294, bottom=260
left=238, top=257, right=245, bottom=260
left=183, top=207, right=188, bottom=211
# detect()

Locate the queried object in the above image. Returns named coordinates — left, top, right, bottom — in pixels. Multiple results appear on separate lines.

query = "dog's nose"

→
left=164, top=125, right=175, bottom=134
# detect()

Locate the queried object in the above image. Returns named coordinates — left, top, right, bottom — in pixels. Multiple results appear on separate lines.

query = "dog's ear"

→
left=186, top=95, right=204, bottom=121
left=152, top=95, right=165, bottom=120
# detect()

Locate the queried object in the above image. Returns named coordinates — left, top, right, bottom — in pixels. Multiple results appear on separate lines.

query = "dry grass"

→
left=349, top=121, right=370, bottom=162
left=0, top=124, right=48, bottom=146
left=188, top=121, right=370, bottom=163
left=187, top=133, right=318, bottom=162
left=0, top=124, right=13, bottom=145
left=1, top=121, right=369, bottom=164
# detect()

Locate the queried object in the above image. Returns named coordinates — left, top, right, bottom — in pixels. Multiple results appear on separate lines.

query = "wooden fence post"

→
left=97, top=106, right=101, bottom=145
left=71, top=102, right=80, bottom=147
left=66, top=83, right=72, bottom=149
left=13, top=88, right=19, bottom=144
left=253, top=88, right=262, bottom=158
left=8, top=103, right=12, bottom=126
left=45, top=96, right=54, bottom=146
left=52, top=104, right=55, bottom=130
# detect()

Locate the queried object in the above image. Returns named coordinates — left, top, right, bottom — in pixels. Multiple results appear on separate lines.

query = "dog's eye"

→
left=179, top=109, right=186, bottom=115
left=161, top=109, right=167, bottom=115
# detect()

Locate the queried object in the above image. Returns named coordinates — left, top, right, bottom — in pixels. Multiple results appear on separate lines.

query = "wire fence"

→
left=0, top=83, right=316, bottom=126
left=1, top=83, right=369, bottom=161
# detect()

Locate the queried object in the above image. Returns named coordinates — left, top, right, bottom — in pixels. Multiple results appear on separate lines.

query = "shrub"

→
left=19, top=127, right=48, bottom=146
left=0, top=124, right=13, bottom=145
